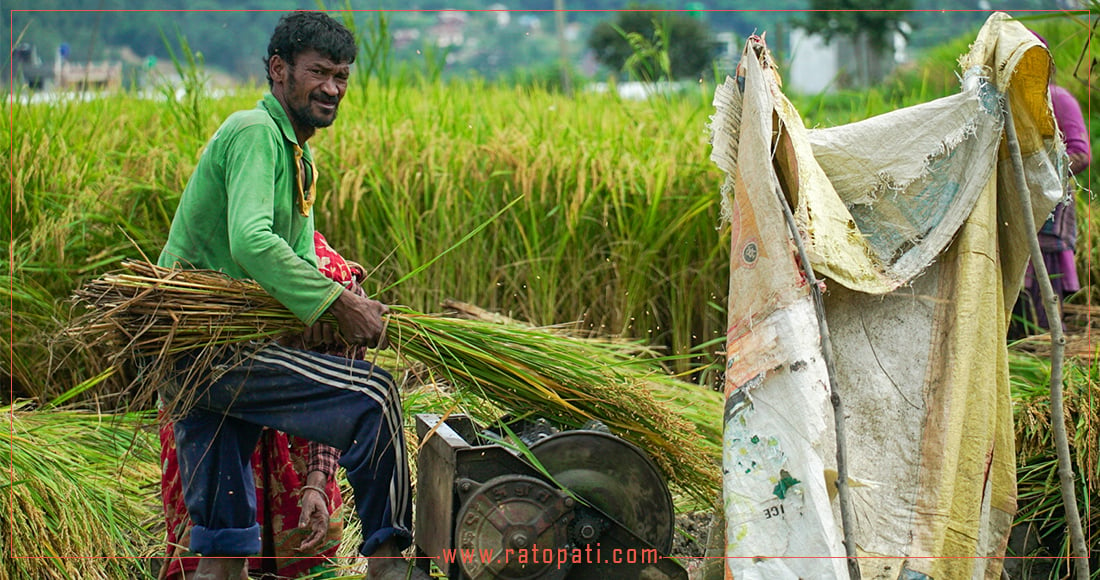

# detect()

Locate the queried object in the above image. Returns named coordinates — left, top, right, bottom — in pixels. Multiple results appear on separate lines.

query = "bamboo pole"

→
left=1002, top=103, right=1089, bottom=580
left=773, top=180, right=861, bottom=580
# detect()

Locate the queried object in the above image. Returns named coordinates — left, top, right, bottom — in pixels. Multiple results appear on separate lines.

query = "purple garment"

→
left=1036, top=83, right=1089, bottom=287
left=1020, top=249, right=1080, bottom=331
left=1050, top=84, right=1091, bottom=162
left=1013, top=83, right=1089, bottom=335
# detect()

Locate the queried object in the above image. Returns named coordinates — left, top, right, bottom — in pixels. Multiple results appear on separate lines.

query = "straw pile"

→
left=68, top=260, right=720, bottom=504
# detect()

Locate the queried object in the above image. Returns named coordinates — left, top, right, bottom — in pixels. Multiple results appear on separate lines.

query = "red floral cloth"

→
left=314, top=231, right=364, bottom=290
left=159, top=232, right=366, bottom=579
left=159, top=425, right=345, bottom=579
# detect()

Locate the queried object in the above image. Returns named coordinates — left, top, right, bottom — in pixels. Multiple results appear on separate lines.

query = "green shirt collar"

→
left=260, top=93, right=302, bottom=149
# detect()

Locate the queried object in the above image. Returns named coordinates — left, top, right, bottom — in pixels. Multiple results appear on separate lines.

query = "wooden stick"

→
left=773, top=179, right=861, bottom=579
left=1003, top=102, right=1089, bottom=580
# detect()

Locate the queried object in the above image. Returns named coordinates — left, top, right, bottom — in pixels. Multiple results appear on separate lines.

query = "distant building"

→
left=518, top=15, right=541, bottom=31
left=430, top=11, right=468, bottom=48
left=714, top=32, right=738, bottom=77
left=487, top=3, right=510, bottom=28
left=12, top=43, right=50, bottom=88
left=393, top=28, right=421, bottom=50
left=11, top=42, right=121, bottom=91
left=55, top=59, right=122, bottom=90
left=787, top=27, right=908, bottom=94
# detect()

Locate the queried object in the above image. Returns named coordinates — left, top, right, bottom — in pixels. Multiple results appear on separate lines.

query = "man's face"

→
left=281, top=49, right=350, bottom=130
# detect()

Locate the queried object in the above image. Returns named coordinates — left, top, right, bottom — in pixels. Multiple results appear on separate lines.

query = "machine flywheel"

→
left=454, top=474, right=575, bottom=580
left=530, top=430, right=675, bottom=554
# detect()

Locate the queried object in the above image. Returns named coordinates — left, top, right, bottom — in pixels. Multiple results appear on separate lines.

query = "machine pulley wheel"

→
left=454, top=474, right=575, bottom=580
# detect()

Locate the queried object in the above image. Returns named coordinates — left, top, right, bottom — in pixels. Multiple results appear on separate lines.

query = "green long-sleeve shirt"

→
left=158, top=94, right=343, bottom=325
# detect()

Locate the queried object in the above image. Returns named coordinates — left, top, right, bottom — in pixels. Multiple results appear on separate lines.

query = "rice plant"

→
left=310, top=76, right=727, bottom=382
left=3, top=81, right=257, bottom=404
left=6, top=73, right=732, bottom=406
left=1, top=400, right=161, bottom=580
left=1008, top=348, right=1099, bottom=578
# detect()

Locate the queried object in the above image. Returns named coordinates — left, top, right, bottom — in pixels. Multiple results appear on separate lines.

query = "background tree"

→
left=800, top=0, right=912, bottom=87
left=802, top=0, right=912, bottom=50
left=587, top=7, right=714, bottom=81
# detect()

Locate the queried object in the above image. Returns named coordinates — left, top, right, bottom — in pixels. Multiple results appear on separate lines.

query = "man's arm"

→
left=222, top=125, right=343, bottom=325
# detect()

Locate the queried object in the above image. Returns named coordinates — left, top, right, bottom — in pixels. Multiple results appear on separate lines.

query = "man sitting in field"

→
left=157, top=10, right=428, bottom=580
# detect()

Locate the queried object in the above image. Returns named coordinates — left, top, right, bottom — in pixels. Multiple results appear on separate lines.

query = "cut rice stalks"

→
left=1, top=402, right=161, bottom=580
left=67, top=260, right=720, bottom=504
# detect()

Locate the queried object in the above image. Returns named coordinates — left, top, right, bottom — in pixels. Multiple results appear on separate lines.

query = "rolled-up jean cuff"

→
left=190, top=523, right=261, bottom=556
left=360, top=527, right=413, bottom=556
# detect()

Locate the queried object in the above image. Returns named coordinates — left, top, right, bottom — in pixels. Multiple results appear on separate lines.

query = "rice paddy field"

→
left=3, top=13, right=1096, bottom=580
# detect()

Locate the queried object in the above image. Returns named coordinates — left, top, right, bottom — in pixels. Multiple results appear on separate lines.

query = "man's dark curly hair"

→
left=264, top=11, right=357, bottom=87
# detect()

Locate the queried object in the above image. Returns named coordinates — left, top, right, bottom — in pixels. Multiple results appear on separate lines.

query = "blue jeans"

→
left=167, top=343, right=412, bottom=557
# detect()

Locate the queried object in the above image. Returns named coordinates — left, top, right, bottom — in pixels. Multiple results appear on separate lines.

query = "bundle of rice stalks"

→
left=386, top=311, right=720, bottom=503
left=67, top=260, right=720, bottom=504
left=1008, top=349, right=1099, bottom=572
left=2, top=402, right=161, bottom=580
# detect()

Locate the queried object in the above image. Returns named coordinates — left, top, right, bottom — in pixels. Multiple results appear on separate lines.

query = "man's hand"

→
left=302, top=321, right=338, bottom=349
left=297, top=472, right=331, bottom=553
left=1069, top=151, right=1091, bottom=176
left=326, top=287, right=390, bottom=349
